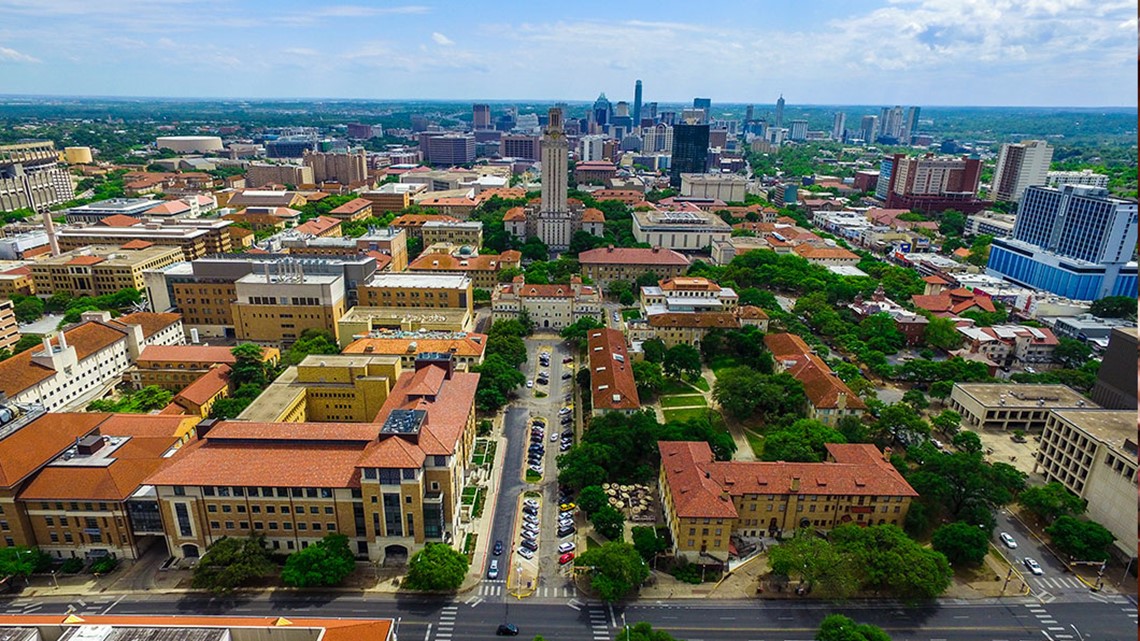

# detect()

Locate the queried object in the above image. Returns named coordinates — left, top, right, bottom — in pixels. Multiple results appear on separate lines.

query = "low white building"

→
left=491, top=275, right=602, bottom=331
left=632, top=210, right=731, bottom=252
left=680, top=173, right=748, bottom=203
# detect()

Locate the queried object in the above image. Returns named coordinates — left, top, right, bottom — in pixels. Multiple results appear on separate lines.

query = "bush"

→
left=670, top=561, right=702, bottom=584
left=89, top=556, right=119, bottom=574
left=59, top=558, right=84, bottom=574
left=282, top=534, right=356, bottom=588
left=403, top=543, right=469, bottom=591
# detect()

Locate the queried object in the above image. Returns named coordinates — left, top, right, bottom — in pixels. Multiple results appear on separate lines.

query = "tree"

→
left=490, top=318, right=529, bottom=337
left=1089, top=295, right=1137, bottom=320
left=557, top=443, right=611, bottom=490
left=831, top=524, right=952, bottom=600
left=931, top=522, right=989, bottom=566
left=472, top=354, right=526, bottom=412
left=192, top=536, right=275, bottom=594
left=713, top=368, right=806, bottom=421
left=1018, top=482, right=1086, bottom=522
left=858, top=313, right=905, bottom=354
left=928, top=380, right=954, bottom=403
left=282, top=533, right=356, bottom=587
left=521, top=236, right=549, bottom=261
left=1046, top=516, right=1115, bottom=562
left=403, top=543, right=469, bottom=591
left=486, top=333, right=528, bottom=368
left=631, top=526, right=666, bottom=563
left=642, top=338, right=666, bottom=364
left=901, top=389, right=928, bottom=412
left=870, top=403, right=929, bottom=447
left=0, top=546, right=50, bottom=579
left=762, top=419, right=846, bottom=463
left=281, top=329, right=339, bottom=367
left=574, top=542, right=648, bottom=601
left=133, top=385, right=174, bottom=411
left=907, top=449, right=1026, bottom=523
left=230, top=343, right=273, bottom=388
left=560, top=317, right=605, bottom=350
left=590, top=504, right=626, bottom=541
left=635, top=271, right=660, bottom=290
left=498, top=266, right=524, bottom=283
left=931, top=410, right=962, bottom=436
left=663, top=344, right=702, bottom=380
left=923, top=316, right=962, bottom=350
left=577, top=485, right=608, bottom=515
left=632, top=360, right=665, bottom=399
left=816, top=614, right=892, bottom=641
left=12, top=297, right=43, bottom=324
left=620, top=622, right=682, bottom=641
left=607, top=280, right=633, bottom=303
left=1053, top=337, right=1092, bottom=369
left=768, top=530, right=859, bottom=599
left=938, top=210, right=966, bottom=237
left=949, top=428, right=981, bottom=453
left=473, top=288, right=491, bottom=303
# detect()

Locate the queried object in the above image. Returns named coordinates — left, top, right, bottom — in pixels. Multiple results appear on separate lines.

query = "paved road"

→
left=1, top=593, right=1134, bottom=641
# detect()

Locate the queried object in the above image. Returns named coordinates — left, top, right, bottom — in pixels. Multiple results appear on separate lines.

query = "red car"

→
left=558, top=552, right=575, bottom=565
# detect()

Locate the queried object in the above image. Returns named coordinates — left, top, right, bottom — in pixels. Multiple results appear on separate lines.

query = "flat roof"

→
left=235, top=272, right=342, bottom=285
left=1049, top=410, right=1137, bottom=455
left=953, top=383, right=1095, bottom=409
left=365, top=273, right=470, bottom=288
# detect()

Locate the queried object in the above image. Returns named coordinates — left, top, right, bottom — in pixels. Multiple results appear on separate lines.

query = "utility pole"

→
left=1001, top=567, right=1014, bottom=594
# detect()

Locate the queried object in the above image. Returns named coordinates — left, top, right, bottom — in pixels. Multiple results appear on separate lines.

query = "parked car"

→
left=521, top=539, right=538, bottom=552
left=562, top=372, right=572, bottom=380
left=526, top=380, right=534, bottom=388
left=563, top=356, right=573, bottom=363
left=496, top=624, right=519, bottom=636
left=560, top=442, right=571, bottom=452
left=1023, top=558, right=1043, bottom=575
left=559, top=553, right=575, bottom=565
left=516, top=547, right=534, bottom=559
left=557, top=526, right=576, bottom=537
left=1000, top=532, right=1017, bottom=549
left=560, top=502, right=576, bottom=511
left=487, top=560, right=499, bottom=579
left=524, top=498, right=539, bottom=508
left=493, top=540, right=504, bottom=556
left=558, top=542, right=576, bottom=553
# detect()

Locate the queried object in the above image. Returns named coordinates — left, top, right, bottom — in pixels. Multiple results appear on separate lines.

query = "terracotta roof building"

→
left=587, top=328, right=640, bottom=415
left=293, top=215, right=343, bottom=238
left=0, top=615, right=394, bottom=641
left=408, top=248, right=520, bottom=289
left=390, top=214, right=462, bottom=239
left=658, top=441, right=916, bottom=563
left=132, top=344, right=279, bottom=391
left=492, top=275, right=602, bottom=331
left=145, top=352, right=478, bottom=563
left=911, top=288, right=996, bottom=317
left=578, top=246, right=690, bottom=287
left=764, top=333, right=866, bottom=426
left=29, top=245, right=184, bottom=298
left=327, top=197, right=374, bottom=221
left=629, top=276, right=767, bottom=348
left=343, top=332, right=487, bottom=369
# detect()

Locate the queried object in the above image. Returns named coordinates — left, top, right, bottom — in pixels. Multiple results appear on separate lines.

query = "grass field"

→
left=691, top=377, right=711, bottom=392
left=660, top=378, right=698, bottom=395
left=744, top=429, right=765, bottom=458
left=660, top=394, right=707, bottom=408
left=622, top=308, right=641, bottom=320
left=662, top=407, right=713, bottom=423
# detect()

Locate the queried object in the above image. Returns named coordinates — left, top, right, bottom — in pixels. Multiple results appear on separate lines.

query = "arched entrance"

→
left=383, top=544, right=409, bottom=566
left=544, top=320, right=550, bottom=328
left=181, top=544, right=200, bottom=558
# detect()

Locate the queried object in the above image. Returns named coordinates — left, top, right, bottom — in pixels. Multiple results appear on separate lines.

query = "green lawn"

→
left=663, top=407, right=714, bottom=423
left=622, top=309, right=641, bottom=320
left=710, top=356, right=741, bottom=378
left=472, top=488, right=487, bottom=518
left=660, top=378, right=697, bottom=395
left=461, top=487, right=478, bottom=506
left=744, top=429, right=765, bottom=458
left=691, top=377, right=711, bottom=392
left=660, top=394, right=707, bottom=408
left=525, top=470, right=542, bottom=483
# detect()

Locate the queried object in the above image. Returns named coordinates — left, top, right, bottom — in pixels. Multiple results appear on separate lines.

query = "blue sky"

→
left=0, top=0, right=1136, bottom=106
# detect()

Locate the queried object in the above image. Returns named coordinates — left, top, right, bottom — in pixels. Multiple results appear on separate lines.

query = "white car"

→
left=524, top=498, right=539, bottom=509
left=1023, top=557, right=1043, bottom=575
left=999, top=532, right=1017, bottom=549
left=526, top=380, right=534, bottom=388
left=517, top=547, right=535, bottom=559
left=551, top=432, right=559, bottom=441
left=558, top=542, right=576, bottom=554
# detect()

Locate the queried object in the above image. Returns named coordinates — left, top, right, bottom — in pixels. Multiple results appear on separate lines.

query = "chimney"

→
left=883, top=446, right=892, bottom=461
left=790, top=476, right=800, bottom=492
left=652, top=246, right=660, bottom=253
left=607, top=245, right=615, bottom=252
left=57, top=330, right=67, bottom=350
left=41, top=336, right=52, bottom=353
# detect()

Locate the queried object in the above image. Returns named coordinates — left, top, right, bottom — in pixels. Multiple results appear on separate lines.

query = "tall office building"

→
left=0, top=141, right=75, bottom=212
left=420, top=133, right=476, bottom=165
left=633, top=80, right=643, bottom=126
left=859, top=115, right=877, bottom=143
left=885, top=154, right=983, bottom=212
left=669, top=124, right=710, bottom=188
left=642, top=124, right=673, bottom=153
left=303, top=149, right=368, bottom=185
left=991, top=140, right=1053, bottom=202
left=592, top=93, right=613, bottom=130
left=774, top=95, right=785, bottom=129
left=880, top=106, right=905, bottom=141
left=472, top=104, right=491, bottom=130
left=902, top=106, right=921, bottom=142
left=789, top=120, right=808, bottom=141
left=644, top=102, right=658, bottom=122
left=831, top=112, right=847, bottom=141
left=987, top=185, right=1138, bottom=299
left=745, top=105, right=754, bottom=122
left=693, top=98, right=711, bottom=124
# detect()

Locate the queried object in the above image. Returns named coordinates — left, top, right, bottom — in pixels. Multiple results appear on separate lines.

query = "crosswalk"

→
left=433, top=604, right=458, bottom=641
left=475, top=580, right=574, bottom=598
left=1032, top=576, right=1086, bottom=590
left=587, top=604, right=611, bottom=641
left=8, top=597, right=119, bottom=616
left=1023, top=603, right=1074, bottom=640
left=1120, top=603, right=1137, bottom=622
left=478, top=580, right=505, bottom=596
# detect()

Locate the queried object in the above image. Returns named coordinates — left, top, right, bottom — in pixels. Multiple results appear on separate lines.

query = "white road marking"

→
left=423, top=624, right=431, bottom=641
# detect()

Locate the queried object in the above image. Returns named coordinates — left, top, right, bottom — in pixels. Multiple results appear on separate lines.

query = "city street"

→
left=0, top=593, right=1133, bottom=641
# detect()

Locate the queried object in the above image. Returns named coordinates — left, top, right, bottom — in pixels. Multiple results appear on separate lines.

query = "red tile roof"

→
left=647, top=312, right=739, bottom=329
left=587, top=328, right=640, bottom=411
left=787, top=354, right=866, bottom=411
left=922, top=275, right=949, bottom=285
left=18, top=432, right=179, bottom=501
left=97, top=214, right=142, bottom=228
left=738, top=305, right=768, bottom=320
left=793, top=244, right=860, bottom=261
left=175, top=365, right=231, bottom=406
left=294, top=215, right=341, bottom=236
left=137, top=345, right=237, bottom=365
left=582, top=208, right=605, bottom=222
left=0, top=413, right=109, bottom=488
left=120, top=239, right=155, bottom=250
left=112, top=312, right=181, bottom=338
left=408, top=250, right=521, bottom=273
left=503, top=207, right=527, bottom=222
left=0, top=614, right=392, bottom=641
left=147, top=440, right=366, bottom=488
left=67, top=256, right=105, bottom=266
left=578, top=247, right=690, bottom=266
left=328, top=197, right=373, bottom=214
left=0, top=322, right=127, bottom=398
left=763, top=332, right=812, bottom=364
left=360, top=367, right=479, bottom=461
left=658, top=441, right=738, bottom=519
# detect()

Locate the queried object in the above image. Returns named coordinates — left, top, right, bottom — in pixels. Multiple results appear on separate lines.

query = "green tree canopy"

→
left=0, top=547, right=51, bottom=579
left=590, top=504, right=626, bottom=541
left=403, top=543, right=469, bottom=591
left=642, top=338, right=666, bottom=363
left=230, top=343, right=275, bottom=388
left=281, top=533, right=356, bottom=587
left=713, top=368, right=806, bottom=421
left=486, top=333, right=528, bottom=368
left=932, top=410, right=962, bottom=436
left=632, top=360, right=666, bottom=399
left=574, top=542, right=649, bottom=601
left=831, top=524, right=953, bottom=600
left=762, top=419, right=847, bottom=463
left=281, top=329, right=339, bottom=367
left=923, top=316, right=962, bottom=351
left=663, top=344, right=702, bottom=380
left=1089, top=296, right=1137, bottom=320
left=768, top=529, right=859, bottom=599
left=1052, top=337, right=1092, bottom=369
left=191, top=536, right=275, bottom=594
left=577, top=485, right=608, bottom=515
left=931, top=522, right=989, bottom=566
left=1045, top=516, right=1115, bottom=562
left=816, top=614, right=892, bottom=641
left=560, top=317, right=605, bottom=350
left=630, top=526, right=667, bottom=563
left=1019, top=482, right=1087, bottom=522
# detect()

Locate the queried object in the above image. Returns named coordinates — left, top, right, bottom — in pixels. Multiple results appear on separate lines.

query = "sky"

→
left=0, top=0, right=1136, bottom=106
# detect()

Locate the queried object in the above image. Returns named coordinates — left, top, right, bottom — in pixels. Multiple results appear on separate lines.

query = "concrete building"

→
left=680, top=174, right=747, bottom=202
left=238, top=354, right=401, bottom=424
left=492, top=275, right=602, bottom=331
left=390, top=214, right=462, bottom=240
left=358, top=273, right=473, bottom=314
left=578, top=246, right=690, bottom=288
left=63, top=198, right=163, bottom=225
left=499, top=134, right=540, bottom=161
left=987, top=185, right=1138, bottom=300
left=955, top=324, right=1059, bottom=370
left=847, top=286, right=929, bottom=346
left=421, top=133, right=476, bottom=165
left=156, top=136, right=224, bottom=154
left=303, top=149, right=369, bottom=185
left=245, top=163, right=314, bottom=188
left=57, top=219, right=233, bottom=260
left=30, top=245, right=184, bottom=298
left=231, top=270, right=346, bottom=345
left=336, top=306, right=474, bottom=349
left=658, top=441, right=916, bottom=563
left=1034, top=410, right=1137, bottom=559
left=473, top=104, right=492, bottom=129
left=883, top=154, right=985, bottom=213
left=965, top=211, right=1017, bottom=238
left=991, top=140, right=1052, bottom=203
left=0, top=142, right=75, bottom=212
left=420, top=220, right=483, bottom=248
left=0, top=299, right=17, bottom=353
left=360, top=183, right=427, bottom=213
left=148, top=352, right=478, bottom=562
left=0, top=230, right=50, bottom=261
left=1090, top=327, right=1137, bottom=410
left=342, top=331, right=487, bottom=370
left=628, top=277, right=767, bottom=349
left=632, top=210, right=732, bottom=252
left=948, top=383, right=1098, bottom=431
left=587, top=327, right=640, bottom=415
left=1046, top=169, right=1110, bottom=189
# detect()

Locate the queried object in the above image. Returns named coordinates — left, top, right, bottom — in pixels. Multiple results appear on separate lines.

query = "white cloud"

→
left=0, top=45, right=38, bottom=62
left=432, top=32, right=454, bottom=46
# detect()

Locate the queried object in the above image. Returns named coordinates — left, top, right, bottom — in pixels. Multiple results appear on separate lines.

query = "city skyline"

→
left=0, top=0, right=1135, bottom=106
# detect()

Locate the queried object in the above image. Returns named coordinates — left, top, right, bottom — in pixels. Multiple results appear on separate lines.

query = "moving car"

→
left=496, top=624, right=519, bottom=636
left=559, top=552, right=575, bottom=565
left=551, top=432, right=559, bottom=441
left=493, top=540, right=504, bottom=556
left=999, top=532, right=1017, bottom=549
left=487, top=560, right=499, bottom=579
left=1023, top=558, right=1043, bottom=575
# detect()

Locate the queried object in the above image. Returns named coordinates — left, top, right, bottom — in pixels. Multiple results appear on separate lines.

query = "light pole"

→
left=1122, top=556, right=1136, bottom=583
